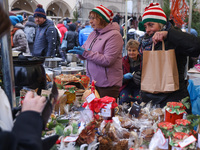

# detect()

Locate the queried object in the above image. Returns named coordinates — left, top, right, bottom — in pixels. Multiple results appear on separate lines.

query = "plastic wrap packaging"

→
left=150, top=107, right=165, bottom=122
left=117, top=115, right=136, bottom=130
left=140, top=126, right=155, bottom=141
left=134, top=118, right=153, bottom=130
left=112, top=139, right=128, bottom=150
left=137, top=103, right=151, bottom=120
left=98, top=118, right=131, bottom=150
left=128, top=131, right=143, bottom=149
left=76, top=116, right=103, bottom=146
left=149, top=129, right=167, bottom=150
left=117, top=103, right=130, bottom=115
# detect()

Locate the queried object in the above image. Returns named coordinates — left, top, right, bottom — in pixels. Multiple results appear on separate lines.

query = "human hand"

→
left=152, top=31, right=168, bottom=44
left=21, top=91, right=46, bottom=113
left=133, top=71, right=141, bottom=85
left=123, top=73, right=133, bottom=80
left=68, top=46, right=86, bottom=55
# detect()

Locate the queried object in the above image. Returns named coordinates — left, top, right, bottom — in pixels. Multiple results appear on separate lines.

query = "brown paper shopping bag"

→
left=141, top=41, right=179, bottom=94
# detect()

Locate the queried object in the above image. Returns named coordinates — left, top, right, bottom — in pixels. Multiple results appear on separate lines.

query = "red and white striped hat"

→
left=92, top=5, right=114, bottom=23
left=142, top=3, right=167, bottom=25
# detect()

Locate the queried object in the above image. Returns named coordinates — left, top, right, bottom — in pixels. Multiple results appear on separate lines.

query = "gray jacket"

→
left=12, top=23, right=30, bottom=55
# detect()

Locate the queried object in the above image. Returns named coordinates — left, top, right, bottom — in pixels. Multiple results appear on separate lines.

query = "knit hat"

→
left=28, top=15, right=35, bottom=22
left=17, top=15, right=23, bottom=23
left=69, top=23, right=76, bottom=31
left=34, top=4, right=46, bottom=19
left=139, top=3, right=167, bottom=31
left=9, top=16, right=20, bottom=26
left=91, top=5, right=114, bottom=23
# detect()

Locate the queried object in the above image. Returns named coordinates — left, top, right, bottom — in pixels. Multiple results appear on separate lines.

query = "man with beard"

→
left=33, top=4, right=57, bottom=57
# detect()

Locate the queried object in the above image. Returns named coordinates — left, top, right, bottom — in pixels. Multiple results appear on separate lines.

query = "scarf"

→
left=139, top=34, right=153, bottom=55
left=11, top=27, right=20, bottom=47
left=139, top=22, right=171, bottom=55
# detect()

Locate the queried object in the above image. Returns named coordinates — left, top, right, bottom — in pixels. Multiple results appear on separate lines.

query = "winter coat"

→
left=24, top=21, right=37, bottom=53
left=63, top=23, right=79, bottom=51
left=79, top=25, right=93, bottom=46
left=119, top=55, right=141, bottom=93
left=140, top=22, right=200, bottom=107
left=11, top=23, right=30, bottom=55
left=33, top=19, right=57, bottom=57
left=24, top=21, right=37, bottom=43
left=0, top=111, right=43, bottom=150
left=79, top=22, right=124, bottom=87
left=57, top=23, right=67, bottom=43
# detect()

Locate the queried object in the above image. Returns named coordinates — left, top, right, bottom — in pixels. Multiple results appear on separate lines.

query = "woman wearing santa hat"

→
left=69, top=5, right=124, bottom=100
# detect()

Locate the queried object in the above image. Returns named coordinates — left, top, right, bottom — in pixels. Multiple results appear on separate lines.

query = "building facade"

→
left=8, top=0, right=162, bottom=24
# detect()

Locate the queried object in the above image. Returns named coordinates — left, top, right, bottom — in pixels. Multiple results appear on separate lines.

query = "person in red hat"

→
left=138, top=3, right=200, bottom=108
left=69, top=5, right=124, bottom=100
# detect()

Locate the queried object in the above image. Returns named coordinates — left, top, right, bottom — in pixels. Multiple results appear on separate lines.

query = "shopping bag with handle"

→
left=141, top=41, right=179, bottom=93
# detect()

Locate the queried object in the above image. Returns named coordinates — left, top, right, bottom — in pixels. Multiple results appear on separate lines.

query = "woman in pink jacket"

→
left=69, top=5, right=123, bottom=100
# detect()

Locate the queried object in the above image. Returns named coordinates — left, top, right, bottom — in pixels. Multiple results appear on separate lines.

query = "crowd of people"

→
left=9, top=4, right=94, bottom=60
left=1, top=2, right=200, bottom=150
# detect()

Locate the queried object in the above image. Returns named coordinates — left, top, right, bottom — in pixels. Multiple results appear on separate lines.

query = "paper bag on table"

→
left=141, top=41, right=179, bottom=94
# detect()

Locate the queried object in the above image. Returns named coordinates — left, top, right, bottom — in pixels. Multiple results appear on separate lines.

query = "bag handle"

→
left=152, top=40, right=165, bottom=51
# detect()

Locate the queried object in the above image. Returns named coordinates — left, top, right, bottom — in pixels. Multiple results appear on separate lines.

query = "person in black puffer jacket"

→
left=138, top=3, right=200, bottom=110
left=62, top=23, right=79, bottom=53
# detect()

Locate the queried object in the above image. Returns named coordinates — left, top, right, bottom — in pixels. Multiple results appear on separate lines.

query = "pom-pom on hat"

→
left=9, top=16, right=20, bottom=26
left=92, top=5, right=114, bottom=23
left=34, top=4, right=46, bottom=19
left=139, top=3, right=167, bottom=31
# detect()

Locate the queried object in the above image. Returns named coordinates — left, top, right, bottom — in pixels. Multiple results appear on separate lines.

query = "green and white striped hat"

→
left=92, top=5, right=114, bottom=23
left=139, top=3, right=167, bottom=31
left=142, top=3, right=167, bottom=24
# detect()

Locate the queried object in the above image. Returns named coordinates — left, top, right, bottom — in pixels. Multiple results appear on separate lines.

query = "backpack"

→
left=45, top=25, right=61, bottom=57
left=24, top=26, right=35, bottom=43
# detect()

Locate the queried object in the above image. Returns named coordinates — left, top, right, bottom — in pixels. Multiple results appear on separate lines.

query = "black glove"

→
left=42, top=135, right=59, bottom=150
left=133, top=71, right=141, bottom=86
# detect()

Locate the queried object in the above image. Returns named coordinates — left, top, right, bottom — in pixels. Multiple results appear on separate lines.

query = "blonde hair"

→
left=89, top=11, right=108, bottom=27
left=126, top=39, right=140, bottom=50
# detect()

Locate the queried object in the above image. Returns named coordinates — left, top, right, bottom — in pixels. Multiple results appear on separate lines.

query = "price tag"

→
left=129, top=103, right=141, bottom=118
left=178, top=135, right=196, bottom=148
left=63, top=136, right=78, bottom=142
left=86, top=93, right=95, bottom=103
left=156, top=129, right=166, bottom=146
left=101, top=108, right=111, bottom=117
